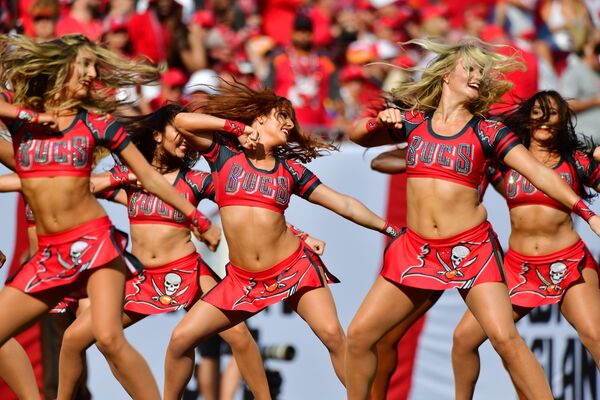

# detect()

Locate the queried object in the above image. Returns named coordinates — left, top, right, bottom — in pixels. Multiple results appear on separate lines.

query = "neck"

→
left=245, top=145, right=272, bottom=161
left=529, top=139, right=558, bottom=159
left=434, top=93, right=473, bottom=122
left=151, top=152, right=179, bottom=174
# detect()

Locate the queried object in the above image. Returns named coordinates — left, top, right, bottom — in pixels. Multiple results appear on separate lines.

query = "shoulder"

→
left=83, top=111, right=119, bottom=129
left=403, top=109, right=428, bottom=124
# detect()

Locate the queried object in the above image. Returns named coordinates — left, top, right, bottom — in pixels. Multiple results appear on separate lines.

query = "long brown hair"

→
left=190, top=80, right=335, bottom=163
left=0, top=34, right=159, bottom=113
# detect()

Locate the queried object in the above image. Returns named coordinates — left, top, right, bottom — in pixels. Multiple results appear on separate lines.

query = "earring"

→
left=443, top=78, right=449, bottom=84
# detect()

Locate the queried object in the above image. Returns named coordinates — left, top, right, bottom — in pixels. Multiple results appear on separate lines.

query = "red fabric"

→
left=128, top=11, right=167, bottom=63
left=0, top=198, right=43, bottom=399
left=506, top=239, right=598, bottom=307
left=308, top=7, right=332, bottom=47
left=381, top=221, right=504, bottom=290
left=124, top=252, right=217, bottom=314
left=6, top=217, right=125, bottom=296
left=259, top=0, right=303, bottom=45
left=56, top=15, right=103, bottom=41
left=203, top=241, right=338, bottom=312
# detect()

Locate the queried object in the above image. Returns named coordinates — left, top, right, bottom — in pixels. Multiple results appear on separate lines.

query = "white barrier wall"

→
left=0, top=142, right=598, bottom=399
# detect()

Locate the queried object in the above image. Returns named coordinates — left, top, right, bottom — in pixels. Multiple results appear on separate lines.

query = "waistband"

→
left=37, top=216, right=112, bottom=246
left=142, top=251, right=200, bottom=273
left=228, top=242, right=304, bottom=280
left=406, top=220, right=492, bottom=246
left=506, top=239, right=585, bottom=264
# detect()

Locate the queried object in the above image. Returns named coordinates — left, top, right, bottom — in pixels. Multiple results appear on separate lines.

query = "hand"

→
left=593, top=146, right=600, bottom=163
left=376, top=108, right=403, bottom=131
left=238, top=125, right=260, bottom=150
left=304, top=235, right=326, bottom=255
left=588, top=215, right=600, bottom=237
left=194, top=223, right=221, bottom=252
left=0, top=250, right=5, bottom=268
left=37, top=112, right=58, bottom=130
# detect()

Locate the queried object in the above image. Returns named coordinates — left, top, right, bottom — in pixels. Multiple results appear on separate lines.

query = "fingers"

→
left=377, top=108, right=403, bottom=129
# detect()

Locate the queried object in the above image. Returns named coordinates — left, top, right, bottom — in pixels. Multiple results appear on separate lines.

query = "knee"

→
left=577, top=326, right=600, bottom=350
left=452, top=323, right=481, bottom=356
left=347, top=322, right=377, bottom=354
left=168, top=325, right=195, bottom=357
left=62, top=325, right=91, bottom=352
left=95, top=329, right=126, bottom=357
left=222, top=325, right=253, bottom=352
left=317, top=323, right=345, bottom=350
left=486, top=326, right=522, bottom=357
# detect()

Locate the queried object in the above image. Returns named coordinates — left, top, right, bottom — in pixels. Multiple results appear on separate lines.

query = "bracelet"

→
left=109, top=165, right=130, bottom=187
left=365, top=118, right=378, bottom=133
left=187, top=209, right=212, bottom=233
left=15, top=106, right=39, bottom=124
left=223, top=119, right=246, bottom=137
left=289, top=224, right=309, bottom=241
left=382, top=222, right=401, bottom=238
left=572, top=199, right=596, bottom=222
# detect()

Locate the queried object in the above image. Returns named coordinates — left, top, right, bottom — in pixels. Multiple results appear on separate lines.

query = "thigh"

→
left=86, top=258, right=127, bottom=333
left=0, top=286, right=60, bottom=344
left=199, top=275, right=219, bottom=295
left=288, top=284, right=341, bottom=330
left=560, top=268, right=600, bottom=333
left=461, top=282, right=517, bottom=335
left=351, top=276, right=441, bottom=342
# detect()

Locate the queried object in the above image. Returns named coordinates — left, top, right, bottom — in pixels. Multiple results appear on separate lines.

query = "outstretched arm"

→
left=0, top=122, right=15, bottom=170
left=117, top=143, right=211, bottom=233
left=370, top=147, right=407, bottom=174
left=349, top=108, right=404, bottom=148
left=307, top=183, right=398, bottom=237
left=504, top=144, right=600, bottom=234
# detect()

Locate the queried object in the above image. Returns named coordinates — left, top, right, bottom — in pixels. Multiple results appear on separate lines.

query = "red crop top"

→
left=103, top=167, right=215, bottom=228
left=1, top=92, right=130, bottom=178
left=397, top=110, right=520, bottom=189
left=491, top=151, right=600, bottom=212
left=201, top=135, right=321, bottom=213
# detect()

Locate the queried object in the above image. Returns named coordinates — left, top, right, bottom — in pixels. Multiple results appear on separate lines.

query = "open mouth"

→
left=467, top=82, right=480, bottom=91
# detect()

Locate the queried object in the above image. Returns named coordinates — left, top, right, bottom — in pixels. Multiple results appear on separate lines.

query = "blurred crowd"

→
left=2, top=0, right=600, bottom=141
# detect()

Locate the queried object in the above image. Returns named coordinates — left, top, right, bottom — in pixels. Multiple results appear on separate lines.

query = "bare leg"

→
left=371, top=292, right=441, bottom=400
left=57, top=304, right=138, bottom=400
left=164, top=300, right=251, bottom=400
left=0, top=338, right=41, bottom=400
left=218, top=323, right=270, bottom=400
left=198, top=356, right=220, bottom=400
left=462, top=282, right=552, bottom=399
left=346, top=277, right=440, bottom=400
left=452, top=304, right=528, bottom=400
left=85, top=260, right=159, bottom=400
left=560, top=268, right=600, bottom=370
left=288, top=285, right=347, bottom=385
left=198, top=274, right=270, bottom=400
left=220, top=358, right=242, bottom=400
left=0, top=287, right=62, bottom=400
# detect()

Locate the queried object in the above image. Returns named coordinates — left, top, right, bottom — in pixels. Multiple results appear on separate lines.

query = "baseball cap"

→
left=183, top=69, right=219, bottom=95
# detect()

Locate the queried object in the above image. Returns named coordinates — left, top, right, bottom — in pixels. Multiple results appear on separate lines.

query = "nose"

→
left=87, top=65, right=97, bottom=79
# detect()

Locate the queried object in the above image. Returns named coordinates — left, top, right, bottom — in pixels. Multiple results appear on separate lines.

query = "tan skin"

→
left=452, top=98, right=600, bottom=400
left=0, top=47, right=204, bottom=400
left=162, top=106, right=389, bottom=400
left=346, top=58, right=600, bottom=400
left=54, top=123, right=273, bottom=400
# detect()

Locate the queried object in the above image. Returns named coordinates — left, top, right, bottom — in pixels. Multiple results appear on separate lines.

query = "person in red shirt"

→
left=346, top=38, right=599, bottom=399
left=162, top=81, right=397, bottom=399
left=271, top=14, right=336, bottom=132
left=29, top=0, right=60, bottom=42
left=56, top=0, right=103, bottom=41
left=150, top=68, right=189, bottom=111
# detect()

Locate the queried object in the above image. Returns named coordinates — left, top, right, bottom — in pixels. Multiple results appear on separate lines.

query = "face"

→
left=292, top=30, right=313, bottom=51
left=66, top=47, right=98, bottom=99
left=155, top=124, right=188, bottom=159
left=33, top=16, right=56, bottom=40
left=258, top=108, right=295, bottom=148
left=104, top=30, right=129, bottom=51
left=443, top=57, right=483, bottom=102
left=530, top=97, right=560, bottom=142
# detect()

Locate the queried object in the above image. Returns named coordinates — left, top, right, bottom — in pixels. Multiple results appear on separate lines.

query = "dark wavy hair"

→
left=501, top=90, right=596, bottom=200
left=117, top=103, right=199, bottom=173
left=189, top=80, right=336, bottom=163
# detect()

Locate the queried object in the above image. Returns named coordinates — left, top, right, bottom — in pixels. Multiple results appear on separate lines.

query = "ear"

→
left=153, top=130, right=162, bottom=143
left=256, top=115, right=266, bottom=125
left=442, top=75, right=449, bottom=84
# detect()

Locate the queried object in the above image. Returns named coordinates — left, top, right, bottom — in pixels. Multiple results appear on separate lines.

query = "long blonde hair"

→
left=0, top=34, right=159, bottom=113
left=391, top=38, right=525, bottom=116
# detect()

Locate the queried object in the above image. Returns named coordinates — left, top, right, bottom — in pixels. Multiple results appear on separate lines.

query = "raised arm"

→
left=349, top=108, right=404, bottom=148
left=0, top=93, right=56, bottom=128
left=174, top=112, right=258, bottom=152
left=307, top=183, right=399, bottom=237
left=503, top=144, right=600, bottom=234
left=116, top=143, right=211, bottom=232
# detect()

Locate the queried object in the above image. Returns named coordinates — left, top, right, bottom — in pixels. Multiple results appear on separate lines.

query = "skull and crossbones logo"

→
left=536, top=262, right=569, bottom=293
left=437, top=245, right=476, bottom=279
left=57, top=240, right=91, bottom=270
left=152, top=273, right=189, bottom=305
